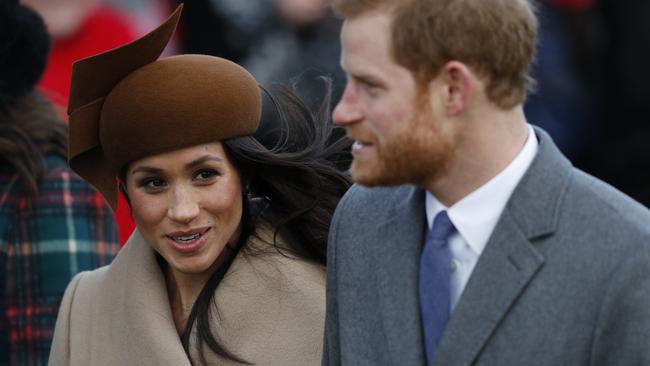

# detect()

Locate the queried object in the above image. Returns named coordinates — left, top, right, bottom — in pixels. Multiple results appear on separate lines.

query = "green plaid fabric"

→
left=0, top=155, right=119, bottom=365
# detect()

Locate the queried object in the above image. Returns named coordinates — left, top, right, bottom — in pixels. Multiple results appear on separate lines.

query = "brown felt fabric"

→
left=67, top=4, right=262, bottom=209
left=100, top=55, right=261, bottom=173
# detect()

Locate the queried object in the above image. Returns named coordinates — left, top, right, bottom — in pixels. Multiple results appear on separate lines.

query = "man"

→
left=323, top=0, right=650, bottom=365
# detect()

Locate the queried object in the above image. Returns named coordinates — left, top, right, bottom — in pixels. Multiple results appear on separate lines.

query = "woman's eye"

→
left=195, top=169, right=218, bottom=182
left=141, top=178, right=166, bottom=190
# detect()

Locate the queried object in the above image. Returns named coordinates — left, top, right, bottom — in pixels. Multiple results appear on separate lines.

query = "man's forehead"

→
left=341, top=8, right=393, bottom=35
left=340, top=13, right=391, bottom=54
left=339, top=12, right=394, bottom=72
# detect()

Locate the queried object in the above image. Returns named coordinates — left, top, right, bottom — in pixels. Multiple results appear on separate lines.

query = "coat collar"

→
left=110, top=230, right=192, bottom=365
left=371, top=185, right=428, bottom=365
left=432, top=126, right=573, bottom=366
left=108, top=221, right=324, bottom=365
left=369, top=127, right=573, bottom=366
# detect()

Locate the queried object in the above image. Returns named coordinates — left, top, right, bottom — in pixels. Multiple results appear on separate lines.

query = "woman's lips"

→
left=166, top=227, right=211, bottom=253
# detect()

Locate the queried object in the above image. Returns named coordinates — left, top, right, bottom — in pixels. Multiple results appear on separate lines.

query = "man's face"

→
left=333, top=10, right=455, bottom=187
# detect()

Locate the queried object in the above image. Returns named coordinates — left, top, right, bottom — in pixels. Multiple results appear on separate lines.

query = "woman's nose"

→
left=167, top=187, right=200, bottom=224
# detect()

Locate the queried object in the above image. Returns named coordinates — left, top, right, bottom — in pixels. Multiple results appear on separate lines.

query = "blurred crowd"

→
left=526, top=0, right=650, bottom=205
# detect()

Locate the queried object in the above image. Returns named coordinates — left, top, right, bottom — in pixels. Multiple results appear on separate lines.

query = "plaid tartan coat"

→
left=49, top=222, right=325, bottom=365
left=0, top=155, right=119, bottom=366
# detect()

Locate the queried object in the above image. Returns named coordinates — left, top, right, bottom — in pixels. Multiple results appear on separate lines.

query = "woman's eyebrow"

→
left=130, top=155, right=224, bottom=175
left=130, top=166, right=163, bottom=175
left=186, top=155, right=224, bottom=170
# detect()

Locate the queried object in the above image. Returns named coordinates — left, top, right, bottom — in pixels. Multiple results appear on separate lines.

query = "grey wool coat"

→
left=323, top=127, right=650, bottom=366
left=49, top=223, right=326, bottom=365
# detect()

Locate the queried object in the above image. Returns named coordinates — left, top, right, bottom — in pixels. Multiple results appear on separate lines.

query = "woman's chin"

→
left=168, top=258, right=212, bottom=276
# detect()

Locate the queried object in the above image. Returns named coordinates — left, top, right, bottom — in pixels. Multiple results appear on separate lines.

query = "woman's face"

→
left=125, top=142, right=243, bottom=277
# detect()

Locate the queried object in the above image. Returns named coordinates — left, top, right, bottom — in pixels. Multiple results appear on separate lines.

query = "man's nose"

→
left=333, top=83, right=363, bottom=126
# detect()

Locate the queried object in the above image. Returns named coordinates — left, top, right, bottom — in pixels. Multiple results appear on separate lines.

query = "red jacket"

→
left=546, top=0, right=594, bottom=11
left=38, top=7, right=138, bottom=245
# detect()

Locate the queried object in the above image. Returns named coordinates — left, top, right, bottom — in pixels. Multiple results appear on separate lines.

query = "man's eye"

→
left=361, top=81, right=381, bottom=95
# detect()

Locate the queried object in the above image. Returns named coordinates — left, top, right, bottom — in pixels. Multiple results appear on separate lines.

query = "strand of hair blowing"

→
left=181, top=79, right=352, bottom=365
left=228, top=80, right=353, bottom=264
left=0, top=91, right=68, bottom=196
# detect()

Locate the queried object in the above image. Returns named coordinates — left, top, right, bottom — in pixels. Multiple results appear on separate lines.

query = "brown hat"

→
left=68, top=4, right=262, bottom=210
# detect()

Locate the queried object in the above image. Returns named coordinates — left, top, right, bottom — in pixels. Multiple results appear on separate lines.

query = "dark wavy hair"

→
left=0, top=91, right=68, bottom=196
left=119, top=79, right=350, bottom=365
left=0, top=2, right=64, bottom=195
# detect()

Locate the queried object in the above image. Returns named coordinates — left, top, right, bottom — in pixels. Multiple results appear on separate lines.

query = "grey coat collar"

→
left=371, top=127, right=573, bottom=366
left=433, top=126, right=573, bottom=366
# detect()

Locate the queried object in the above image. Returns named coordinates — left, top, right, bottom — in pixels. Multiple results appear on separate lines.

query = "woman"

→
left=48, top=5, right=351, bottom=366
left=0, top=2, right=119, bottom=364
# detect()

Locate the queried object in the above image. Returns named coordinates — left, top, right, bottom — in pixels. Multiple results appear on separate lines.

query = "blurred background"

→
left=23, top=0, right=650, bottom=242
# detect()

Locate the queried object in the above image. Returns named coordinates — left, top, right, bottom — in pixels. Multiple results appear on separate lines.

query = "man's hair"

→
left=331, top=0, right=538, bottom=109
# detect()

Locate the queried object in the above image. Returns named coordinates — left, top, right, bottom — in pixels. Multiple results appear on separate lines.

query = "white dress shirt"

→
left=425, top=124, right=538, bottom=310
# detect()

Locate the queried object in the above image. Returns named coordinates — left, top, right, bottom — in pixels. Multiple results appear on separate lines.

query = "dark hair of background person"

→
left=120, top=79, right=351, bottom=365
left=0, top=92, right=68, bottom=196
left=0, top=0, right=68, bottom=197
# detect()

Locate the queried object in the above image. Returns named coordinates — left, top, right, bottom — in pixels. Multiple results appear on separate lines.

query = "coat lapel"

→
left=431, top=209, right=544, bottom=366
left=433, top=127, right=573, bottom=366
left=116, top=231, right=192, bottom=365
left=373, top=185, right=428, bottom=366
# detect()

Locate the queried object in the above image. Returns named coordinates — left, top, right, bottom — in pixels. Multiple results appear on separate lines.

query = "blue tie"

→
left=419, top=210, right=455, bottom=364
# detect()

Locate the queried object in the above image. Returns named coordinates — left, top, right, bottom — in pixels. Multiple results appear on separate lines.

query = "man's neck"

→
left=427, top=106, right=530, bottom=207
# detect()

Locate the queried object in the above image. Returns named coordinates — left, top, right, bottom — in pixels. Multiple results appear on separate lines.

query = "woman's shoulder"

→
left=243, top=220, right=326, bottom=284
left=61, top=237, right=139, bottom=307
left=207, top=222, right=326, bottom=365
left=62, top=265, right=112, bottom=304
left=219, top=220, right=326, bottom=304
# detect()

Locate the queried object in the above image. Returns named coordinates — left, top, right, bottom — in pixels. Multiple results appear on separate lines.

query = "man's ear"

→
left=437, top=61, right=476, bottom=116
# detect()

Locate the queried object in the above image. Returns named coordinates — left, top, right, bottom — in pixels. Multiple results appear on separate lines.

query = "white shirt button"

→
left=450, top=259, right=460, bottom=273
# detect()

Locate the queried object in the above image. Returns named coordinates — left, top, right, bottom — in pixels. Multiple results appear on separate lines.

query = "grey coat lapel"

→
left=374, top=185, right=427, bottom=366
left=433, top=127, right=573, bottom=366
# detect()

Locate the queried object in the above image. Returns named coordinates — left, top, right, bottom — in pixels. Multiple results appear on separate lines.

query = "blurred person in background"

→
left=49, top=6, right=350, bottom=365
left=528, top=0, right=650, bottom=207
left=524, top=0, right=598, bottom=164
left=180, top=0, right=345, bottom=112
left=179, top=0, right=347, bottom=162
left=22, top=0, right=140, bottom=244
left=22, top=0, right=138, bottom=108
left=0, top=2, right=119, bottom=364
left=107, top=0, right=176, bottom=36
left=584, top=0, right=650, bottom=206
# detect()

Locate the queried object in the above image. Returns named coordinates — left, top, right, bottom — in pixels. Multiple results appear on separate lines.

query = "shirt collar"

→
left=426, top=124, right=539, bottom=255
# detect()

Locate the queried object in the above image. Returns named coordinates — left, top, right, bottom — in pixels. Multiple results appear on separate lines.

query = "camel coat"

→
left=48, top=223, right=326, bottom=365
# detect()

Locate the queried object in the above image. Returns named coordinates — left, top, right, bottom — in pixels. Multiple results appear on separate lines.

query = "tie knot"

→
left=429, top=210, right=455, bottom=242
